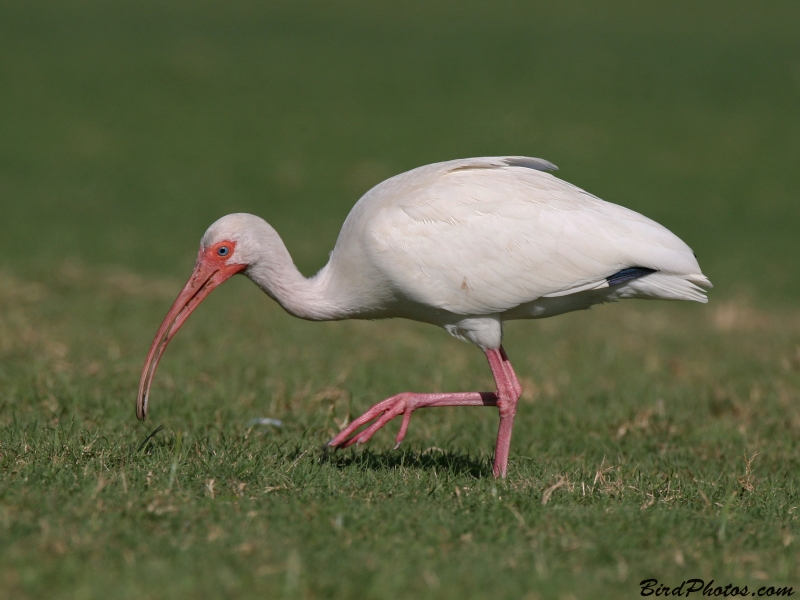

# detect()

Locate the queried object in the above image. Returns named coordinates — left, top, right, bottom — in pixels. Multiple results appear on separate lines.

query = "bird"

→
left=137, top=156, right=711, bottom=478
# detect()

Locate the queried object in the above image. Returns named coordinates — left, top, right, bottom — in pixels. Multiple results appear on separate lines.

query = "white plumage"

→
left=139, top=156, right=711, bottom=478
left=282, top=156, right=710, bottom=348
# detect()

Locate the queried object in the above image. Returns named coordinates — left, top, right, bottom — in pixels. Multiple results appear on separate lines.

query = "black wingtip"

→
left=606, top=267, right=657, bottom=287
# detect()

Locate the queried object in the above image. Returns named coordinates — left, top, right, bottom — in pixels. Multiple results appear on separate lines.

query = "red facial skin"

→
left=136, top=240, right=245, bottom=420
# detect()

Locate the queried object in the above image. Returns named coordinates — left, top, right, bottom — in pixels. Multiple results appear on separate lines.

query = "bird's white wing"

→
left=355, top=157, right=707, bottom=315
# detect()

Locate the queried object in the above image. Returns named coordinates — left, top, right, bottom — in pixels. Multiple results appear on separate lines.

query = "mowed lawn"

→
left=1, top=1, right=799, bottom=598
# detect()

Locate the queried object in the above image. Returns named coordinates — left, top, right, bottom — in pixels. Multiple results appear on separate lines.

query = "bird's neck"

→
left=243, top=228, right=343, bottom=321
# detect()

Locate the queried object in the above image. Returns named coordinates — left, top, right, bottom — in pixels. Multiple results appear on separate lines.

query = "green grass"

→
left=1, top=1, right=799, bottom=598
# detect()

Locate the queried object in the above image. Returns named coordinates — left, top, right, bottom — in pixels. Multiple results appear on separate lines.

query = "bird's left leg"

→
left=499, top=345, right=522, bottom=398
left=487, top=346, right=522, bottom=478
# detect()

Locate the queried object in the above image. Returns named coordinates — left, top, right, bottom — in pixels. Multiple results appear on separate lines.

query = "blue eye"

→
left=217, top=246, right=230, bottom=257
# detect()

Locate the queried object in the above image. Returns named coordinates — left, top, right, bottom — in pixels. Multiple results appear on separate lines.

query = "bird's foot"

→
left=328, top=392, right=418, bottom=449
left=327, top=391, right=497, bottom=450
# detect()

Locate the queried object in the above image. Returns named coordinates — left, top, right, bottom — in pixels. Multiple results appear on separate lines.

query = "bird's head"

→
left=136, top=213, right=266, bottom=421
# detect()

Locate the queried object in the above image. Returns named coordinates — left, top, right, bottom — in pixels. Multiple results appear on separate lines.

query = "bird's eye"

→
left=217, top=246, right=230, bottom=257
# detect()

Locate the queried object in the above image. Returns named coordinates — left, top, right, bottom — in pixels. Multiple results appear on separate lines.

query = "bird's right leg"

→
left=328, top=391, right=498, bottom=450
left=328, top=346, right=523, bottom=478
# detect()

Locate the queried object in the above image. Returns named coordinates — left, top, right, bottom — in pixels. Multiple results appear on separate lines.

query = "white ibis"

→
left=137, top=156, right=711, bottom=478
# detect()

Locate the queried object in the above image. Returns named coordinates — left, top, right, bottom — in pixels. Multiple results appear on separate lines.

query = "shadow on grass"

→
left=320, top=447, right=492, bottom=478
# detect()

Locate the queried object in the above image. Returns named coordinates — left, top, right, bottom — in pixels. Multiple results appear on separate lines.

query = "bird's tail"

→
left=620, top=272, right=712, bottom=303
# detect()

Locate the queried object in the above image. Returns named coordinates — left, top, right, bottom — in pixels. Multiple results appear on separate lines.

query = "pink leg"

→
left=499, top=345, right=522, bottom=398
left=328, top=345, right=523, bottom=479
left=486, top=347, right=522, bottom=478
left=328, top=391, right=498, bottom=449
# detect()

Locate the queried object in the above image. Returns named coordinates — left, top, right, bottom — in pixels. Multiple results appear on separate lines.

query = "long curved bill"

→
left=136, top=251, right=245, bottom=420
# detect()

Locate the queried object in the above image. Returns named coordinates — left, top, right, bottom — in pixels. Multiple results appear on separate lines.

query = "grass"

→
left=2, top=265, right=799, bottom=598
left=1, top=1, right=799, bottom=598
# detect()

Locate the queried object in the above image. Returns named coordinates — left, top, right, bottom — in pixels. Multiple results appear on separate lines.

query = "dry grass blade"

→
left=541, top=476, right=569, bottom=506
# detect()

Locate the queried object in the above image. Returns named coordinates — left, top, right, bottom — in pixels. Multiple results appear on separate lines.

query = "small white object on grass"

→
left=248, top=418, right=283, bottom=428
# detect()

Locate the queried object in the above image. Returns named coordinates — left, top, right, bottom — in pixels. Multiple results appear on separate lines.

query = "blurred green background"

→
left=2, top=0, right=798, bottom=299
